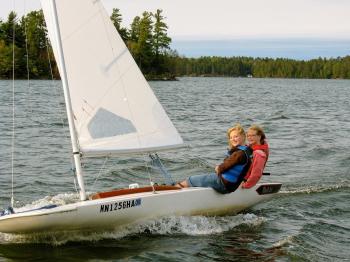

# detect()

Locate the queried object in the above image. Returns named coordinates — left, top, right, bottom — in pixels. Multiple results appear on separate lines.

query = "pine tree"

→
left=153, top=9, right=171, bottom=56
left=135, top=12, right=154, bottom=73
left=21, top=11, right=51, bottom=78
left=152, top=9, right=171, bottom=74
left=110, top=8, right=128, bottom=43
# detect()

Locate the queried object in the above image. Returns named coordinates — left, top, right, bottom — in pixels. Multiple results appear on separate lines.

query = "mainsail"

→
left=40, top=0, right=183, bottom=157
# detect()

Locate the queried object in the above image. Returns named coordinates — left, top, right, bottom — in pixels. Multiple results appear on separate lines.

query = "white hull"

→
left=0, top=183, right=281, bottom=234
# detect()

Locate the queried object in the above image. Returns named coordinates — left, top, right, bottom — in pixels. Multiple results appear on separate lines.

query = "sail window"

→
left=88, top=108, right=136, bottom=139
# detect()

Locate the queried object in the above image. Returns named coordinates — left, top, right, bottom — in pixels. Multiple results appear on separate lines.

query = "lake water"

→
left=0, top=77, right=349, bottom=261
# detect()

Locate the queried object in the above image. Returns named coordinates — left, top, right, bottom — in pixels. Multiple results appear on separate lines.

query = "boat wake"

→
left=279, top=181, right=349, bottom=195
left=131, top=213, right=265, bottom=236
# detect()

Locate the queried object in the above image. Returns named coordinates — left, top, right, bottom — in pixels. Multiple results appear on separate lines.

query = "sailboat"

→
left=0, top=0, right=281, bottom=234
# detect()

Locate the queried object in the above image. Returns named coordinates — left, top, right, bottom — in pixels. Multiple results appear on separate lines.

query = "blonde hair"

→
left=248, top=124, right=266, bottom=144
left=227, top=123, right=246, bottom=147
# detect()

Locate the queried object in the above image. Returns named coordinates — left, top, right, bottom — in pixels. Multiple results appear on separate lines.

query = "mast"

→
left=49, top=0, right=87, bottom=200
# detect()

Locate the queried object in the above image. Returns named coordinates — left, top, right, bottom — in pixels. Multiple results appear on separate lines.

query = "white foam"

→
left=133, top=213, right=265, bottom=236
left=0, top=211, right=265, bottom=245
left=273, top=235, right=295, bottom=248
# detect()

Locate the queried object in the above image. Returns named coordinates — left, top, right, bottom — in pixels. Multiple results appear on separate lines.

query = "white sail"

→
left=40, top=0, right=183, bottom=157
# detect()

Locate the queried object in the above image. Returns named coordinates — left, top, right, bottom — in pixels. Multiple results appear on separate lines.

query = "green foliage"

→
left=135, top=11, right=154, bottom=72
left=0, top=12, right=26, bottom=79
left=0, top=40, right=15, bottom=78
left=153, top=9, right=171, bottom=56
left=123, top=9, right=174, bottom=78
left=152, top=9, right=171, bottom=74
left=173, top=56, right=350, bottom=79
left=0, top=10, right=57, bottom=79
left=1, top=12, right=25, bottom=47
left=21, top=10, right=53, bottom=78
left=110, top=8, right=128, bottom=43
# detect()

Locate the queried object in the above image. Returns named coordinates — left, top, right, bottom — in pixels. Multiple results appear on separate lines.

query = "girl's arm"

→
left=242, top=150, right=266, bottom=188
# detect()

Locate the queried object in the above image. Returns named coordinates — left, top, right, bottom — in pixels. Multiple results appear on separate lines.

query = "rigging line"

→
left=42, top=13, right=75, bottom=178
left=23, top=1, right=33, bottom=116
left=150, top=153, right=175, bottom=185
left=143, top=154, right=156, bottom=193
left=45, top=32, right=69, bottom=139
left=90, top=156, right=110, bottom=192
left=39, top=1, right=75, bottom=146
left=68, top=154, right=78, bottom=194
left=11, top=0, right=16, bottom=208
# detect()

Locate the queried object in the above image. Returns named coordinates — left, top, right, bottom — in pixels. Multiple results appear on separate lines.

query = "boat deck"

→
left=90, top=185, right=181, bottom=200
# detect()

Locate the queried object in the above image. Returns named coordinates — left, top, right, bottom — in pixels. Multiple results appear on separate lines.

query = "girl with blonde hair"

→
left=176, top=123, right=252, bottom=193
left=226, top=123, right=246, bottom=148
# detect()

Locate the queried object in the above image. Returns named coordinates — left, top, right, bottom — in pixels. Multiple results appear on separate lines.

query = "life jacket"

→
left=222, top=145, right=252, bottom=184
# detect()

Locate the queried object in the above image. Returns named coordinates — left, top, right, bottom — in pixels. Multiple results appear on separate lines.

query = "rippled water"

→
left=0, top=77, right=349, bottom=261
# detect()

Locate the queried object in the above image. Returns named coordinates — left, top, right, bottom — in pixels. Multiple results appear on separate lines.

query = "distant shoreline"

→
left=171, top=38, right=350, bottom=60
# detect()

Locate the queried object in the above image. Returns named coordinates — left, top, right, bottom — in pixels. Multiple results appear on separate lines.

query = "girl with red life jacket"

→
left=242, top=125, right=269, bottom=189
left=176, top=124, right=252, bottom=193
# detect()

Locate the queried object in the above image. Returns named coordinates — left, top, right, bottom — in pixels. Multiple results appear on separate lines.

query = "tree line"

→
left=1, top=10, right=350, bottom=80
left=174, top=56, right=350, bottom=79
left=0, top=9, right=175, bottom=80
left=0, top=11, right=54, bottom=79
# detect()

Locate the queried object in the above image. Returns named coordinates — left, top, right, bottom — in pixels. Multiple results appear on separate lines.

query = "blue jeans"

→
left=187, top=173, right=230, bottom=194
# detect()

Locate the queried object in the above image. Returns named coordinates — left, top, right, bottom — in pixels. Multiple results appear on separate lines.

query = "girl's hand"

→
left=215, top=165, right=219, bottom=174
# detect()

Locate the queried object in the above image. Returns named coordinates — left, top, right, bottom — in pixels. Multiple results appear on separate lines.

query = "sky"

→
left=1, top=0, right=350, bottom=59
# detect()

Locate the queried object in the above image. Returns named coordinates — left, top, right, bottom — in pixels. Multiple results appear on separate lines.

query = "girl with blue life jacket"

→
left=176, top=124, right=252, bottom=193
